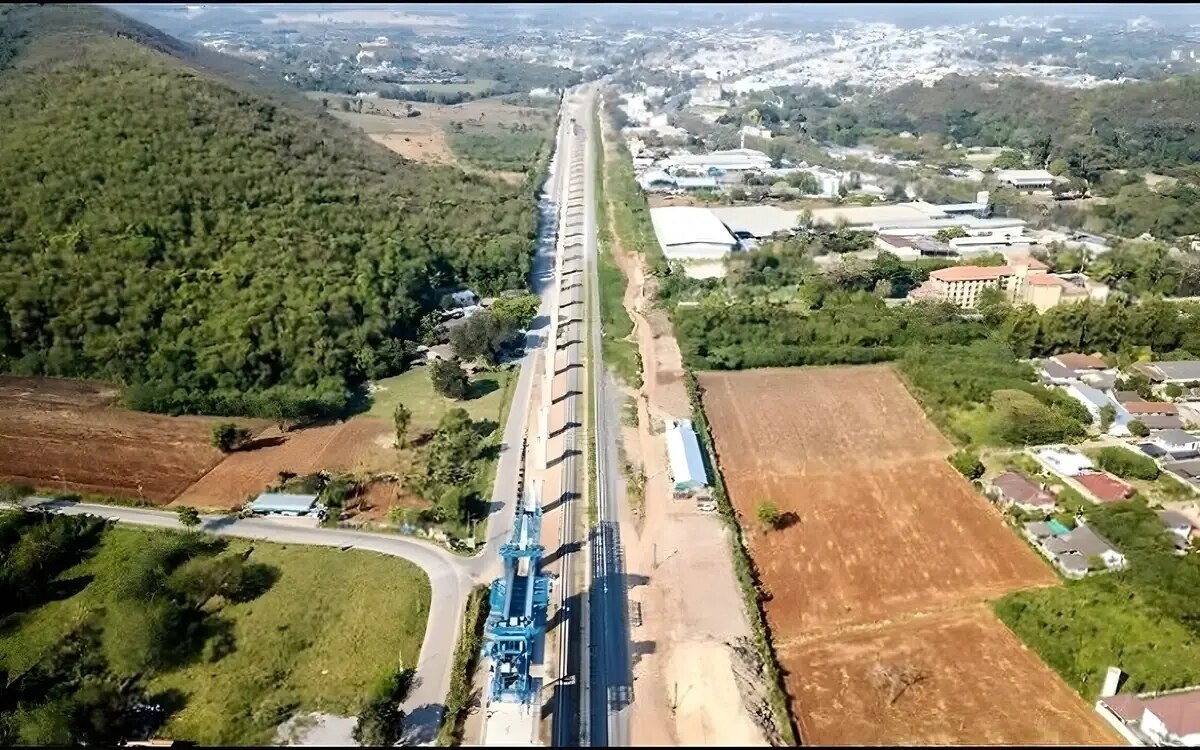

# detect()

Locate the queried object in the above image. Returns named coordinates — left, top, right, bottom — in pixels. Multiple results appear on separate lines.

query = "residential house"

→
left=1138, top=360, right=1200, bottom=386
left=1040, top=360, right=1080, bottom=386
left=1075, top=471, right=1135, bottom=503
left=1024, top=520, right=1126, bottom=578
left=1125, top=401, right=1180, bottom=418
left=1051, top=353, right=1110, bottom=372
left=1151, top=429, right=1200, bottom=457
left=1097, top=673, right=1200, bottom=746
left=1063, top=383, right=1130, bottom=436
left=1138, top=443, right=1169, bottom=459
left=1139, top=414, right=1186, bottom=431
left=989, top=471, right=1057, bottom=512
left=1165, top=458, right=1200, bottom=492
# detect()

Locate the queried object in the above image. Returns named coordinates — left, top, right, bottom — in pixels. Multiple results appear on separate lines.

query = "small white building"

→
left=664, top=418, right=709, bottom=493
left=994, top=169, right=1056, bottom=190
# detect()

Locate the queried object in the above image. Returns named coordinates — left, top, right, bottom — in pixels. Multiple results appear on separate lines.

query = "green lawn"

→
left=367, top=366, right=515, bottom=431
left=0, top=525, right=431, bottom=745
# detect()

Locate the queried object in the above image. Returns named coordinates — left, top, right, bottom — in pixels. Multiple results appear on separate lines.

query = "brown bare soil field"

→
left=784, top=606, right=1116, bottom=746
left=698, top=365, right=1054, bottom=635
left=0, top=376, right=253, bottom=503
left=697, top=365, right=1101, bottom=745
left=172, top=417, right=395, bottom=510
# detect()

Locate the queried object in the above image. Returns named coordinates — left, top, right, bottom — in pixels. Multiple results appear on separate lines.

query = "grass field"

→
left=0, top=525, right=431, bottom=745
left=367, top=366, right=515, bottom=432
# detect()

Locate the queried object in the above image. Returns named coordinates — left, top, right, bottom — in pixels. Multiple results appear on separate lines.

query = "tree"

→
left=933, top=226, right=969, bottom=243
left=393, top=403, right=413, bottom=448
left=756, top=499, right=782, bottom=529
left=991, top=150, right=1026, bottom=170
left=767, top=141, right=786, bottom=168
left=210, top=423, right=252, bottom=453
left=423, top=408, right=482, bottom=488
left=353, top=669, right=414, bottom=746
left=1047, top=157, right=1070, bottom=176
left=1099, top=403, right=1116, bottom=432
left=1129, top=420, right=1150, bottom=437
left=948, top=450, right=984, bottom=480
left=176, top=506, right=201, bottom=530
left=449, top=310, right=519, bottom=364
left=430, top=358, right=470, bottom=400
left=490, top=293, right=540, bottom=329
left=1165, top=383, right=1184, bottom=399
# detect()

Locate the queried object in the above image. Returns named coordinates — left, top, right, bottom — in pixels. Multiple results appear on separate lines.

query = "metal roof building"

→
left=649, top=207, right=738, bottom=278
left=708, top=205, right=800, bottom=239
left=248, top=492, right=319, bottom=516
left=664, top=419, right=708, bottom=492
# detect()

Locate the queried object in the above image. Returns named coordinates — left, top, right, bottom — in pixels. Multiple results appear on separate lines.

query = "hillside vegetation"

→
left=0, top=4, right=542, bottom=418
left=751, top=74, right=1200, bottom=178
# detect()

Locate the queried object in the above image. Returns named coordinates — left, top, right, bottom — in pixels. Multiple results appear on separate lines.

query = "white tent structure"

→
left=665, top=419, right=709, bottom=492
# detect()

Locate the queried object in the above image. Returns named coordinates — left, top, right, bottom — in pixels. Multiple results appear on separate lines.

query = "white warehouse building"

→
left=649, top=206, right=738, bottom=278
left=664, top=419, right=709, bottom=493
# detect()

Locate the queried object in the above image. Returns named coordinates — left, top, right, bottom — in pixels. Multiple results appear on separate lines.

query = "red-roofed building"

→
left=1075, top=471, right=1134, bottom=503
left=1098, top=686, right=1200, bottom=745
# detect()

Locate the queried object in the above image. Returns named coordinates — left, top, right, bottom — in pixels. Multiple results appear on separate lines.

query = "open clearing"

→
left=785, top=606, right=1115, bottom=745
left=314, top=92, right=553, bottom=180
left=0, top=524, right=430, bottom=745
left=367, top=366, right=515, bottom=431
left=698, top=365, right=1112, bottom=744
left=172, top=419, right=395, bottom=510
left=0, top=376, right=259, bottom=503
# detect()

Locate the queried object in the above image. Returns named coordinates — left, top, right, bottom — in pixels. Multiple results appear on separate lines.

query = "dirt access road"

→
left=698, top=366, right=1117, bottom=745
left=597, top=124, right=770, bottom=745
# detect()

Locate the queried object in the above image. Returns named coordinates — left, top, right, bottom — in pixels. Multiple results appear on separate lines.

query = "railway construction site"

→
left=697, top=365, right=1118, bottom=745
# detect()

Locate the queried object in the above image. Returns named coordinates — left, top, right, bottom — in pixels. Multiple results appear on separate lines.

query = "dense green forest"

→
left=736, top=74, right=1200, bottom=178
left=0, top=5, right=544, bottom=417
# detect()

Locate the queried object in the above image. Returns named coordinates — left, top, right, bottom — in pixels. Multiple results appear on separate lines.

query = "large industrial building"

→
left=648, top=206, right=739, bottom=278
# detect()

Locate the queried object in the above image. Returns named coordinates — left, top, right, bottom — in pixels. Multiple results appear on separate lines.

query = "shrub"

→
left=756, top=500, right=782, bottom=529
left=1129, top=420, right=1150, bottom=437
left=1094, top=446, right=1160, bottom=480
left=949, top=449, right=985, bottom=480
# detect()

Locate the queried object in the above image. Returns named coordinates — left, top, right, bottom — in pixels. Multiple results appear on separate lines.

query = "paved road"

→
left=579, top=91, right=634, bottom=747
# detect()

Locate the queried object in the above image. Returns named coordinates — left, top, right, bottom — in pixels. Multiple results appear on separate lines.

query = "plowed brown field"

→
left=0, top=376, right=245, bottom=503
left=173, top=418, right=395, bottom=510
left=698, top=365, right=1114, bottom=745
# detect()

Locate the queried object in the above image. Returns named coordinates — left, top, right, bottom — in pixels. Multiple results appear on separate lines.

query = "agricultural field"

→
left=171, top=419, right=394, bottom=510
left=314, top=92, right=554, bottom=180
left=697, top=365, right=1114, bottom=745
left=0, top=376, right=264, bottom=503
left=0, top=523, right=430, bottom=745
left=786, top=606, right=1115, bottom=745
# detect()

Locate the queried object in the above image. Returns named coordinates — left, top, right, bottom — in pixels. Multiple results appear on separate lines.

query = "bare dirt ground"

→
left=172, top=417, right=394, bottom=510
left=786, top=606, right=1116, bottom=746
left=317, top=93, right=551, bottom=184
left=599, top=124, right=768, bottom=746
left=697, top=365, right=1117, bottom=744
left=0, top=376, right=258, bottom=503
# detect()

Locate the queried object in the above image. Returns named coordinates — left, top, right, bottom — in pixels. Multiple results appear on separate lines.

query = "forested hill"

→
left=810, top=73, right=1200, bottom=178
left=0, top=4, right=544, bottom=418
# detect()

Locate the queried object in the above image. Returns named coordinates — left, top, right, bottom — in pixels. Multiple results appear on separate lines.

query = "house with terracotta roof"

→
left=1074, top=471, right=1135, bottom=503
left=1051, top=353, right=1110, bottom=372
left=988, top=471, right=1057, bottom=512
left=1096, top=668, right=1200, bottom=746
left=1125, top=401, right=1180, bottom=417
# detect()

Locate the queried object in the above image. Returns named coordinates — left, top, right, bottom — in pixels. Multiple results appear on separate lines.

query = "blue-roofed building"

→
left=665, top=419, right=708, bottom=492
left=248, top=492, right=319, bottom=516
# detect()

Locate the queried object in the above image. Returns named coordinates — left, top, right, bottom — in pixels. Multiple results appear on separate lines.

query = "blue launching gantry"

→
left=484, top=484, right=551, bottom=706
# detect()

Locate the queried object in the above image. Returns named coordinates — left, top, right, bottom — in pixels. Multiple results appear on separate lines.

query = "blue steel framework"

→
left=484, top=488, right=551, bottom=706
